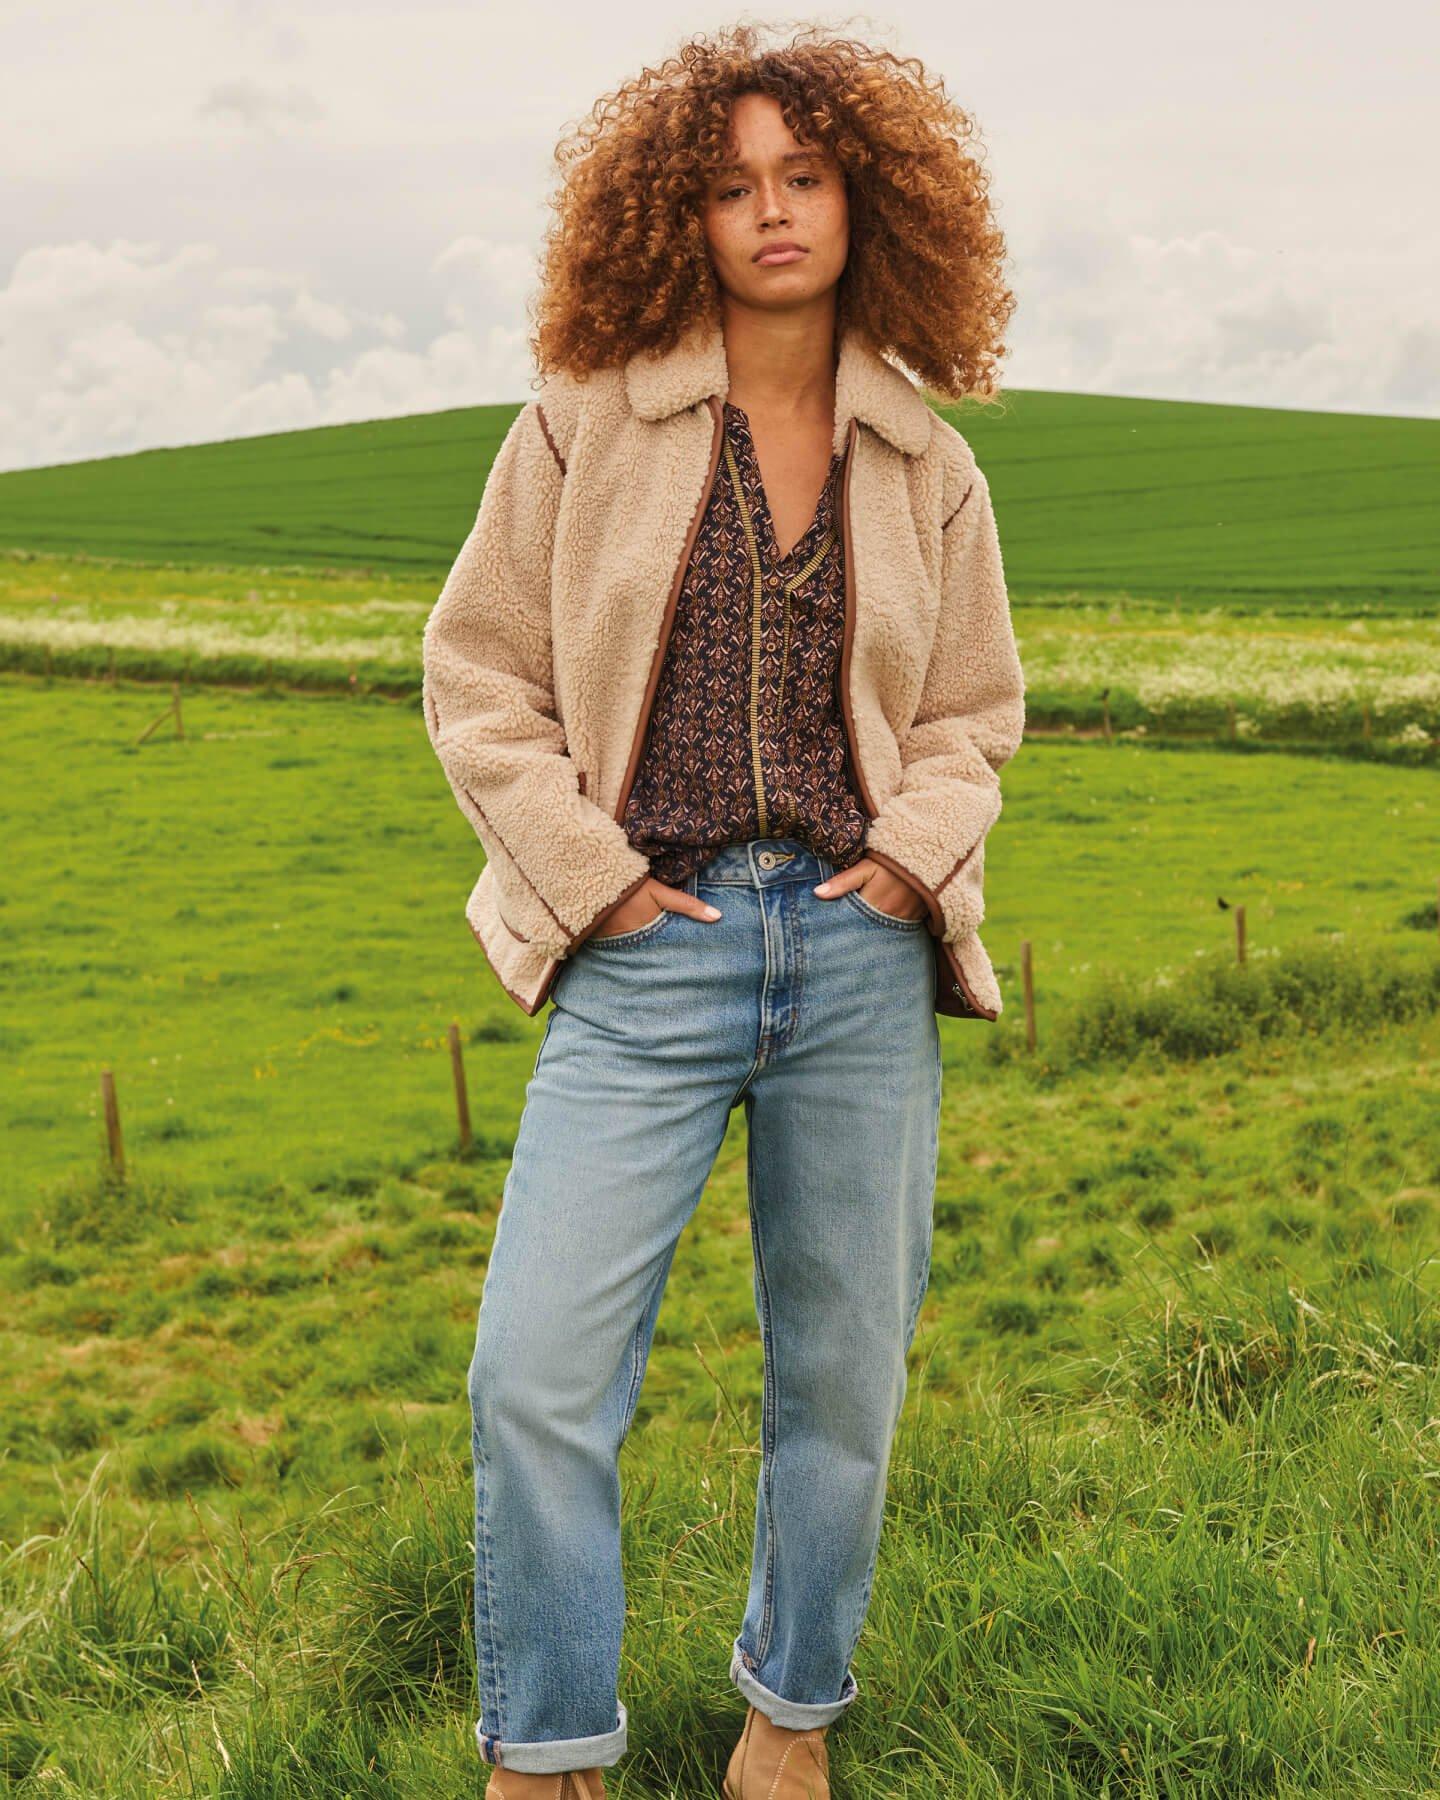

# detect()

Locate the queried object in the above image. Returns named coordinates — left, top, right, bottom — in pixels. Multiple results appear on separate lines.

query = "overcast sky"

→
left=2, top=0, right=1435, bottom=473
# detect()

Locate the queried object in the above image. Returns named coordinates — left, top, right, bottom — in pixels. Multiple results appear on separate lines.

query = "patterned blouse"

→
left=620, top=401, right=870, bottom=885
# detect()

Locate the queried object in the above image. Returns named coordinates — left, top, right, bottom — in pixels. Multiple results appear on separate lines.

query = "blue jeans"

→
left=469, top=836, right=942, bottom=1774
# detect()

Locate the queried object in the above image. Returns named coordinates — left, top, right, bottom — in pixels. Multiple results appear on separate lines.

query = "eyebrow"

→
left=713, top=149, right=825, bottom=177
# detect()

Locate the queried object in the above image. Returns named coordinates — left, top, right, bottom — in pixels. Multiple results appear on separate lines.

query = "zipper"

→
left=723, top=430, right=839, bottom=837
left=722, top=430, right=772, bottom=837
left=836, top=416, right=878, bottom=817
left=611, top=395, right=726, bottom=829
left=835, top=417, right=991, bottom=1020
left=537, top=399, right=725, bottom=1011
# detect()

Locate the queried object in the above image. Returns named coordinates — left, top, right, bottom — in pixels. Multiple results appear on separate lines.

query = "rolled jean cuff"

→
left=729, top=1638, right=859, bottom=1729
left=475, top=1700, right=627, bottom=1774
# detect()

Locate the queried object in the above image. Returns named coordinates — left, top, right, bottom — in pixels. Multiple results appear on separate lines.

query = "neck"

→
left=718, top=294, right=839, bottom=425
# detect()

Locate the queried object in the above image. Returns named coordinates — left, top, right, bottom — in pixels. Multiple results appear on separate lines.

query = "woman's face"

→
left=701, top=91, right=849, bottom=312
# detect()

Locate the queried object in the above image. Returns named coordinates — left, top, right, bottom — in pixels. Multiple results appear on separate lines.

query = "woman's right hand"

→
left=589, top=877, right=721, bottom=938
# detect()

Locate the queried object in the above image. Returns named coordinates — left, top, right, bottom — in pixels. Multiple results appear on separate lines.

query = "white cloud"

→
left=195, top=78, right=325, bottom=129
left=1007, top=215, right=1440, bottom=415
left=0, top=236, right=538, bottom=470
left=290, top=288, right=353, bottom=340
left=0, top=0, right=1435, bottom=471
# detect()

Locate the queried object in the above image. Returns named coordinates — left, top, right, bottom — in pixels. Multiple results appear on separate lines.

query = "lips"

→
left=754, top=243, right=807, bottom=265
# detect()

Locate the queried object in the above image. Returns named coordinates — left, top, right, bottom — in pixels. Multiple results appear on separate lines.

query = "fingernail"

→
left=703, top=905, right=721, bottom=919
left=814, top=882, right=830, bottom=894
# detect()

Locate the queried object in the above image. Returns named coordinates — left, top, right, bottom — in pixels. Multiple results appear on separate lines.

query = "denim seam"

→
left=746, top=1121, right=780, bottom=1667
left=776, top=881, right=805, bottom=1055
left=620, top=1247, right=674, bottom=1442
left=905, top=1042, right=941, bottom=1346
left=473, top=1428, right=508, bottom=1735
left=725, top=877, right=772, bottom=1105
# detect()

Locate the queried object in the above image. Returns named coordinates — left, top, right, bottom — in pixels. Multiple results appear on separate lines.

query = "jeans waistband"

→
left=693, top=838, right=837, bottom=888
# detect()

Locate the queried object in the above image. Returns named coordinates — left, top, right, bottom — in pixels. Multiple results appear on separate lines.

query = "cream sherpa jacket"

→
left=421, top=317, right=1026, bottom=1020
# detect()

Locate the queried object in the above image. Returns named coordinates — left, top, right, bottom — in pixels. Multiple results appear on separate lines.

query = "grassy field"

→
left=2, top=552, right=1438, bottom=751
left=4, top=386, right=1439, bottom=1794
left=1, top=389, right=1436, bottom=606
left=5, top=671, right=1439, bottom=1791
left=4, top=675, right=1437, bottom=1214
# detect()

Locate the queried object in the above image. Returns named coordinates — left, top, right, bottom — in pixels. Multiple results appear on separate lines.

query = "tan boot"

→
left=722, top=1702, right=830, bottom=1799
left=483, top=1768, right=607, bottom=1799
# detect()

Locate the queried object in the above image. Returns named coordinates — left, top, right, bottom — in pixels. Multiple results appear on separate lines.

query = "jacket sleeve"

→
left=860, top=461, right=1025, bottom=942
left=421, top=400, right=654, bottom=956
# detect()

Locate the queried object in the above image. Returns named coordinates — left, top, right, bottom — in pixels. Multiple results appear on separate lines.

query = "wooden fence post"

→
left=448, top=1022, right=472, bottom=1152
left=1235, top=904, right=1247, bottom=964
left=100, top=1068, right=124, bottom=1178
left=171, top=681, right=184, bottom=740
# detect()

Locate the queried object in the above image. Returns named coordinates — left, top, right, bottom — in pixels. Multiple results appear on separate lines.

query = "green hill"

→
left=1, top=390, right=1435, bottom=609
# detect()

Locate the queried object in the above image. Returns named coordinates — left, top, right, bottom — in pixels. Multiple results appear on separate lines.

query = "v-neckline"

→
left=724, top=402, right=842, bottom=567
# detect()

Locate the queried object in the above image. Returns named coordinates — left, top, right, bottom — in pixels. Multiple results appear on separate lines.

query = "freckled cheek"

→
left=803, top=188, right=848, bottom=243
left=704, top=215, right=752, bottom=280
left=810, top=210, right=850, bottom=275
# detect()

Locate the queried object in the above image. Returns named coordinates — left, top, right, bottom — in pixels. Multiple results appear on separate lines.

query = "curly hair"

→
left=528, top=21, right=1015, bottom=403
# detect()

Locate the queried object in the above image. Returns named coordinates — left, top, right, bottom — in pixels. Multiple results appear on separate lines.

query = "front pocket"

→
left=585, top=905, right=678, bottom=949
left=842, top=889, right=926, bottom=931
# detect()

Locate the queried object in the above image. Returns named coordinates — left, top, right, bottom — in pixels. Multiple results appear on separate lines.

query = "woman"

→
left=422, top=24, right=1024, bottom=1798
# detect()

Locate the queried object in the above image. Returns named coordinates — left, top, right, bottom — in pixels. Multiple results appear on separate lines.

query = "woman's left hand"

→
left=812, top=857, right=929, bottom=922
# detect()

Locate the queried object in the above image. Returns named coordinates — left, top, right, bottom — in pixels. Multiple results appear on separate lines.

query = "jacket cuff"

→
left=564, top=865, right=654, bottom=952
left=861, top=846, right=948, bottom=936
left=862, top=807, right=994, bottom=942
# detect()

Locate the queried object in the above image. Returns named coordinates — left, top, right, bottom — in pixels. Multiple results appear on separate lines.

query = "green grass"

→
left=5, top=662, right=1440, bottom=1791
left=2, top=557, right=1436, bottom=752
left=4, top=674, right=1437, bottom=1212
left=2, top=388, right=1436, bottom=607
left=5, top=1186, right=1438, bottom=1794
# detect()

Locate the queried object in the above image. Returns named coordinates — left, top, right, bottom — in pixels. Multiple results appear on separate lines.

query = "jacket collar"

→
left=623, top=316, right=934, bottom=459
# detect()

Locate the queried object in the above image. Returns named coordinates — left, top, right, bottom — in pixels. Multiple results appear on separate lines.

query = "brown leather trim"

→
left=525, top=411, right=722, bottom=1001
left=556, top=404, right=724, bottom=961
left=936, top=938, right=995, bottom=1021
left=535, top=402, right=566, bottom=476
left=861, top=846, right=946, bottom=935
left=612, top=395, right=726, bottom=823
left=467, top=916, right=546, bottom=1015
left=577, top=769, right=587, bottom=796
left=458, top=782, right=571, bottom=939
left=535, top=954, right=563, bottom=1009
left=836, top=415, right=879, bottom=817
left=842, top=423, right=994, bottom=1023
left=567, top=867, right=653, bottom=949
left=936, top=834, right=983, bottom=895
left=940, top=479, right=975, bottom=533
left=494, top=897, right=534, bottom=945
